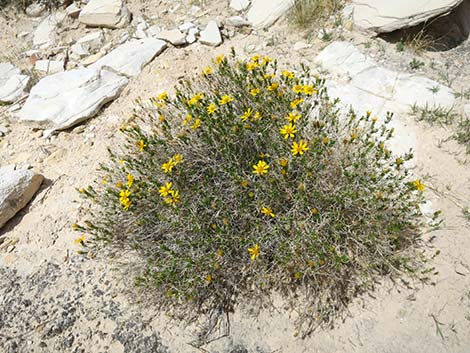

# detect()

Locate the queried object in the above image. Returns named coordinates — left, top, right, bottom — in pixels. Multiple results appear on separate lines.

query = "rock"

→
left=35, top=60, right=65, bottom=75
left=157, top=29, right=187, bottom=46
left=186, top=27, right=199, bottom=44
left=70, top=43, right=89, bottom=60
left=26, top=2, right=46, bottom=17
left=293, top=41, right=311, bottom=50
left=0, top=63, right=30, bottom=104
left=178, top=22, right=196, bottom=33
left=230, top=0, right=250, bottom=11
left=18, top=31, right=30, bottom=38
left=135, top=22, right=148, bottom=39
left=199, top=20, right=222, bottom=47
left=353, top=0, right=464, bottom=33
left=66, top=3, right=81, bottom=18
left=17, top=68, right=128, bottom=130
left=82, top=52, right=104, bottom=66
left=247, top=0, right=294, bottom=28
left=77, top=31, right=104, bottom=52
left=90, top=38, right=167, bottom=77
left=79, top=0, right=131, bottom=29
left=0, top=167, right=43, bottom=229
left=226, top=16, right=251, bottom=27
left=33, top=13, right=64, bottom=49
left=315, top=41, right=456, bottom=154
left=146, top=25, right=161, bottom=37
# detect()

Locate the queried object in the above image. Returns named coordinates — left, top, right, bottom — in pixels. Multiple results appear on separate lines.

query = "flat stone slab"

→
left=199, top=21, right=222, bottom=47
left=0, top=167, right=43, bottom=229
left=353, top=0, right=464, bottom=33
left=315, top=41, right=455, bottom=109
left=90, top=38, right=167, bottom=77
left=0, top=63, right=30, bottom=104
left=78, top=0, right=131, bottom=29
left=17, top=68, right=128, bottom=130
left=247, top=0, right=294, bottom=28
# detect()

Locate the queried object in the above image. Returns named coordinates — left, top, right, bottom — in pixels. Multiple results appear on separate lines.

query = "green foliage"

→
left=289, top=0, right=344, bottom=29
left=409, top=58, right=425, bottom=70
left=77, top=51, right=429, bottom=335
left=455, top=117, right=470, bottom=153
left=410, top=104, right=457, bottom=126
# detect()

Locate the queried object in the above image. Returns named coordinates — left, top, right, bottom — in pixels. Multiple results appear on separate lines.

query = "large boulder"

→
left=247, top=0, right=294, bottom=28
left=78, top=0, right=131, bottom=29
left=17, top=68, right=128, bottom=130
left=0, top=63, right=29, bottom=104
left=90, top=38, right=167, bottom=77
left=0, top=166, right=43, bottom=229
left=353, top=0, right=464, bottom=33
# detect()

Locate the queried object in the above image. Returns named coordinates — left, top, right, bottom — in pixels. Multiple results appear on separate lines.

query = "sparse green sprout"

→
left=409, top=58, right=425, bottom=70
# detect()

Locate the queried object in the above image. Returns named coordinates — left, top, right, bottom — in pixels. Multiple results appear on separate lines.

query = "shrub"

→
left=77, top=50, right=430, bottom=336
left=455, top=117, right=470, bottom=153
left=289, top=0, right=344, bottom=30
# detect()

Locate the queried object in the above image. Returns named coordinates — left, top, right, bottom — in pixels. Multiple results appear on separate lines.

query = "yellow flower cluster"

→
left=161, top=154, right=184, bottom=174
left=159, top=181, right=181, bottom=206
left=187, top=92, right=204, bottom=106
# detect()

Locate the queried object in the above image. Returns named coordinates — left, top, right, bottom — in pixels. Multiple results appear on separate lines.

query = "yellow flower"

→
left=253, top=112, right=261, bottom=121
left=303, top=85, right=316, bottom=95
left=164, top=190, right=180, bottom=206
left=396, top=157, right=404, bottom=167
left=251, top=54, right=261, bottom=62
left=207, top=103, right=217, bottom=114
left=182, top=114, right=192, bottom=126
left=246, top=62, right=259, bottom=71
left=286, top=111, right=301, bottom=122
left=137, top=139, right=147, bottom=152
left=219, top=95, right=234, bottom=105
left=203, top=66, right=213, bottom=75
left=157, top=91, right=168, bottom=101
left=248, top=244, right=260, bottom=260
left=118, top=159, right=124, bottom=164
left=413, top=180, right=425, bottom=192
left=241, top=180, right=249, bottom=187
left=187, top=92, right=204, bottom=105
left=250, top=88, right=260, bottom=97
left=241, top=108, right=252, bottom=122
left=74, top=235, right=86, bottom=245
left=310, top=208, right=319, bottom=215
left=290, top=98, right=304, bottom=109
left=79, top=188, right=86, bottom=193
left=291, top=140, right=309, bottom=156
left=280, top=123, right=298, bottom=139
left=282, top=70, right=295, bottom=79
left=372, top=116, right=378, bottom=123
left=159, top=182, right=173, bottom=197
left=253, top=160, right=269, bottom=175
left=279, top=158, right=288, bottom=167
left=119, top=189, right=132, bottom=210
left=205, top=274, right=212, bottom=283
left=126, top=174, right=134, bottom=188
left=267, top=83, right=279, bottom=91
left=161, top=159, right=176, bottom=173
left=262, top=56, right=272, bottom=65
left=261, top=206, right=275, bottom=218
left=191, top=118, right=201, bottom=130
left=119, top=123, right=126, bottom=132
left=173, top=154, right=184, bottom=164
left=264, top=74, right=275, bottom=80
left=116, top=181, right=123, bottom=189
left=215, top=54, right=225, bottom=65
left=322, top=137, right=330, bottom=145
left=216, top=249, right=223, bottom=257
left=72, top=223, right=79, bottom=231
left=293, top=85, right=303, bottom=94
left=119, top=189, right=131, bottom=199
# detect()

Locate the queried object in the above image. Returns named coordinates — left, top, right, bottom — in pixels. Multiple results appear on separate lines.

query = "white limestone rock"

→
left=230, top=0, right=250, bottom=11
left=0, top=63, right=29, bottom=104
left=17, top=68, right=128, bottom=130
left=35, top=60, right=65, bottom=75
left=79, top=0, right=131, bottom=29
left=33, top=13, right=65, bottom=49
left=199, top=20, right=222, bottom=47
left=90, top=38, right=167, bottom=77
left=226, top=16, right=251, bottom=27
left=157, top=29, right=187, bottom=46
left=77, top=31, right=105, bottom=52
left=66, top=3, right=81, bottom=18
left=0, top=167, right=44, bottom=229
left=186, top=27, right=199, bottom=44
left=26, top=2, right=46, bottom=17
left=247, top=0, right=294, bottom=28
left=353, top=0, right=464, bottom=33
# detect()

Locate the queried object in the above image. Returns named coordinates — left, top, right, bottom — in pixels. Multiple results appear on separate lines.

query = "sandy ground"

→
left=0, top=1, right=470, bottom=352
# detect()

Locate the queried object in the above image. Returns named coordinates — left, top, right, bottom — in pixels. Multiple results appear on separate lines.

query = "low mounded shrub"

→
left=76, top=50, right=431, bottom=335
